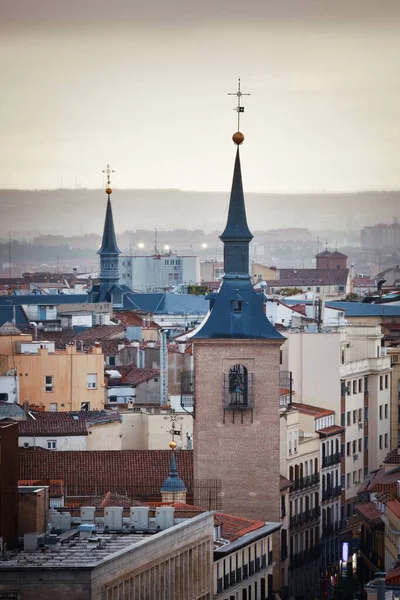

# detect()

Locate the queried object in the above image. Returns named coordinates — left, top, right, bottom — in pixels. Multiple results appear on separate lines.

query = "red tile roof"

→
left=19, top=449, right=193, bottom=499
left=18, top=411, right=120, bottom=437
left=386, top=499, right=400, bottom=519
left=75, top=324, right=125, bottom=341
left=386, top=565, right=400, bottom=584
left=383, top=448, right=400, bottom=465
left=355, top=502, right=382, bottom=524
left=291, top=402, right=334, bottom=418
left=215, top=512, right=266, bottom=542
left=363, top=467, right=400, bottom=493
left=114, top=312, right=160, bottom=329
left=317, top=425, right=345, bottom=436
left=108, top=366, right=160, bottom=386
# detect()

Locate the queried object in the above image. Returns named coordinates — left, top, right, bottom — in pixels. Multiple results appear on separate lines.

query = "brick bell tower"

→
left=188, top=83, right=284, bottom=523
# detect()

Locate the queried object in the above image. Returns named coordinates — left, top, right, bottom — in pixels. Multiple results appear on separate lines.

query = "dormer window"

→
left=232, top=299, right=243, bottom=313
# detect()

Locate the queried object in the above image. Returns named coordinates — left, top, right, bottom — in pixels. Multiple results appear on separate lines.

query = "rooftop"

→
left=0, top=531, right=149, bottom=569
left=291, top=402, right=334, bottom=418
left=355, top=502, right=382, bottom=525
left=19, top=411, right=121, bottom=437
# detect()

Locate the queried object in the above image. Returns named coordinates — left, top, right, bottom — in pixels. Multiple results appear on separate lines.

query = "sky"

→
left=1, top=0, right=400, bottom=193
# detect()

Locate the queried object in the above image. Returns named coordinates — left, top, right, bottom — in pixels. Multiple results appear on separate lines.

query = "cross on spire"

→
left=101, top=163, right=115, bottom=190
left=228, top=78, right=250, bottom=131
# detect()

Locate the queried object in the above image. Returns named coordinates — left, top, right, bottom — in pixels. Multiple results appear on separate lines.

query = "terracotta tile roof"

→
left=291, top=402, right=334, bottom=418
left=280, top=475, right=293, bottom=490
left=317, top=425, right=345, bottom=436
left=19, top=449, right=193, bottom=498
left=18, top=411, right=120, bottom=437
left=288, top=303, right=307, bottom=316
left=114, top=311, right=160, bottom=329
left=386, top=500, right=400, bottom=519
left=19, top=479, right=64, bottom=497
left=276, top=268, right=349, bottom=287
left=355, top=502, right=382, bottom=524
left=384, top=448, right=400, bottom=465
left=363, top=467, right=400, bottom=493
left=108, top=366, right=160, bottom=386
left=36, top=329, right=128, bottom=355
left=386, top=565, right=400, bottom=584
left=215, top=512, right=266, bottom=542
left=75, top=324, right=125, bottom=341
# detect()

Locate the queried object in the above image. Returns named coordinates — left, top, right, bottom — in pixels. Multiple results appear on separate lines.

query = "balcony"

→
left=322, top=521, right=342, bottom=537
left=322, top=486, right=342, bottom=501
left=289, top=507, right=321, bottom=529
left=322, top=453, right=341, bottom=468
left=281, top=546, right=288, bottom=561
left=180, top=371, right=195, bottom=411
left=289, top=547, right=320, bottom=569
left=292, top=473, right=320, bottom=491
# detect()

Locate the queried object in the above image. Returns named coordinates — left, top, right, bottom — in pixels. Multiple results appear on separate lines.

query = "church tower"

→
left=98, top=169, right=121, bottom=288
left=189, top=83, right=284, bottom=523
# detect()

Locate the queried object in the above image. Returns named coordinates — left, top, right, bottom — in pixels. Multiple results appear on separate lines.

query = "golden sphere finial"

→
left=169, top=440, right=177, bottom=450
left=106, top=187, right=112, bottom=195
left=232, top=131, right=245, bottom=145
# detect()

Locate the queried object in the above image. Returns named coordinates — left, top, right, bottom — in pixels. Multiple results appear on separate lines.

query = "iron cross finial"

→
left=101, top=163, right=115, bottom=188
left=228, top=78, right=250, bottom=131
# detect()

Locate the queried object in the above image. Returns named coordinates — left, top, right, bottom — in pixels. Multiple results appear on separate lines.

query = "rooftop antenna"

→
left=325, top=238, right=328, bottom=252
left=228, top=77, right=250, bottom=132
left=8, top=231, right=12, bottom=279
left=154, top=228, right=159, bottom=255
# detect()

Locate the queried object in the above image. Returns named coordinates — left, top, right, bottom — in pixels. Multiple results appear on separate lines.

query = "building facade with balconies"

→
left=280, top=406, right=322, bottom=599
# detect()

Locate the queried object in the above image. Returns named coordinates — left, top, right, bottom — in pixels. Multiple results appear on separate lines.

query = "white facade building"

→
left=118, top=254, right=200, bottom=291
left=281, top=324, right=391, bottom=522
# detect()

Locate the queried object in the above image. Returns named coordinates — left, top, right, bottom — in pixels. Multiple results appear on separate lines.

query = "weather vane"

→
left=228, top=78, right=250, bottom=131
left=228, top=78, right=250, bottom=145
left=101, top=163, right=115, bottom=194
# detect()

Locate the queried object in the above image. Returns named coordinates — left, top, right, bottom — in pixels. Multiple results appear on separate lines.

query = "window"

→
left=352, top=440, right=356, bottom=454
left=365, top=407, right=369, bottom=421
left=341, top=443, right=345, bottom=458
left=47, top=440, right=57, bottom=450
left=45, top=375, right=54, bottom=392
left=341, top=349, right=345, bottom=365
left=385, top=404, right=388, bottom=419
left=358, top=469, right=362, bottom=483
left=347, top=411, right=351, bottom=426
left=358, top=409, right=362, bottom=422
left=364, top=376, right=369, bottom=393
left=81, top=402, right=90, bottom=411
left=341, top=474, right=345, bottom=490
left=353, top=380, right=357, bottom=394
left=347, top=442, right=351, bottom=457
left=364, top=436, right=368, bottom=451
left=87, top=373, right=97, bottom=389
left=353, top=410, right=357, bottom=424
left=358, top=438, right=362, bottom=452
left=384, top=434, right=388, bottom=448
left=379, top=405, right=383, bottom=420
left=347, top=473, right=351, bottom=488
left=380, top=376, right=383, bottom=391
left=232, top=299, right=244, bottom=313
left=358, top=379, right=363, bottom=393
left=353, top=471, right=356, bottom=484
left=385, top=374, right=389, bottom=389
left=228, top=364, right=248, bottom=406
left=49, top=403, right=57, bottom=412
left=379, top=435, right=383, bottom=449
left=341, top=412, right=345, bottom=427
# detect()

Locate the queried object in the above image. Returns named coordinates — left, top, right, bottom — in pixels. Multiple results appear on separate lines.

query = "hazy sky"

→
left=2, top=0, right=400, bottom=192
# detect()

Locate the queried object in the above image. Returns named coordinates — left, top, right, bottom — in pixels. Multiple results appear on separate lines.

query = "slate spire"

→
left=219, top=147, right=253, bottom=276
left=161, top=450, right=187, bottom=493
left=97, top=167, right=120, bottom=286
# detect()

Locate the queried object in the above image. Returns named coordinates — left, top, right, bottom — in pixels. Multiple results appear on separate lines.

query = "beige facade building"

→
left=3, top=336, right=105, bottom=412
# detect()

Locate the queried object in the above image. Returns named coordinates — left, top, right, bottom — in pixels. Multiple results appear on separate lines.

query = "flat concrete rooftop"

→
left=0, top=532, right=147, bottom=569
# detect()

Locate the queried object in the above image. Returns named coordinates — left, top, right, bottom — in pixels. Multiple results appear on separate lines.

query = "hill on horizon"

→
left=1, top=188, right=399, bottom=238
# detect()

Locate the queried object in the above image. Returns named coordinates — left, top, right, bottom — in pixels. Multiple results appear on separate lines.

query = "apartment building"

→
left=281, top=324, right=391, bottom=524
left=3, top=338, right=105, bottom=412
left=119, top=254, right=200, bottom=291
left=280, top=405, right=321, bottom=599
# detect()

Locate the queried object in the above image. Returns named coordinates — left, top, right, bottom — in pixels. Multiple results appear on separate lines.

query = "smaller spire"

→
left=161, top=450, right=187, bottom=494
left=98, top=195, right=121, bottom=256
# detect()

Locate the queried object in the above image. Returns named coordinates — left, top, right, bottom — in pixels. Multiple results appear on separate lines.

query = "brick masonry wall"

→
left=193, top=339, right=281, bottom=524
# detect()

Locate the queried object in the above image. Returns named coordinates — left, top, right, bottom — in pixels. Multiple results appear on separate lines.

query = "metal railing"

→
left=292, top=473, right=320, bottom=491
left=322, top=453, right=341, bottom=468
